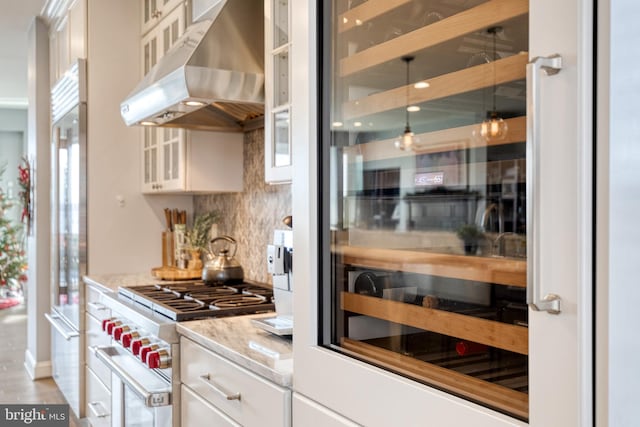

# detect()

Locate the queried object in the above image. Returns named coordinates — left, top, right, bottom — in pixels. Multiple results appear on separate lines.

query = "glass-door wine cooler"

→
left=320, top=0, right=532, bottom=420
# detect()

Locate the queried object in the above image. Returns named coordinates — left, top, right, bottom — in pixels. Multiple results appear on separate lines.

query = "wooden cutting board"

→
left=151, top=266, right=202, bottom=280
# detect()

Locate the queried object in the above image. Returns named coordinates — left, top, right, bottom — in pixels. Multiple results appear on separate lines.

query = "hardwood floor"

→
left=0, top=301, right=80, bottom=427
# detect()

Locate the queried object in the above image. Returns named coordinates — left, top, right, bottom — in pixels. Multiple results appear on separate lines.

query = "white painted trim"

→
left=0, top=98, right=28, bottom=109
left=24, top=349, right=52, bottom=380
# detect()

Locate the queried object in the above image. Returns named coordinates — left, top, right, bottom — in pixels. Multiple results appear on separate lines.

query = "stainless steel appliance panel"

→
left=51, top=59, right=88, bottom=332
left=49, top=58, right=87, bottom=420
left=46, top=307, right=83, bottom=417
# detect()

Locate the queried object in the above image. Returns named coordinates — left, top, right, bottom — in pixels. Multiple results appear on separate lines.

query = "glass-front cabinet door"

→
left=305, top=0, right=592, bottom=425
left=265, top=0, right=293, bottom=183
left=323, top=0, right=529, bottom=420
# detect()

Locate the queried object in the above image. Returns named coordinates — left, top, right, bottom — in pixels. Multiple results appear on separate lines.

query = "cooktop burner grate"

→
left=118, top=281, right=275, bottom=321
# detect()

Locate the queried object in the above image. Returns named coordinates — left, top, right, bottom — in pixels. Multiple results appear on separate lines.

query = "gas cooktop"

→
left=118, top=281, right=275, bottom=321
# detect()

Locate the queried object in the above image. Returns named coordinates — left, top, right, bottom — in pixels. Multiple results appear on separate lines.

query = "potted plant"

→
left=456, top=223, right=484, bottom=255
left=185, top=211, right=220, bottom=269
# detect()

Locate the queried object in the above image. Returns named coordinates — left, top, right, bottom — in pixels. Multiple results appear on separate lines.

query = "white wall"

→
left=25, top=16, right=52, bottom=380
left=85, top=0, right=192, bottom=275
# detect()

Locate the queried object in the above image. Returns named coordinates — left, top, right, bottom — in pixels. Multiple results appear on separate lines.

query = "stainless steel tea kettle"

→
left=202, top=236, right=245, bottom=285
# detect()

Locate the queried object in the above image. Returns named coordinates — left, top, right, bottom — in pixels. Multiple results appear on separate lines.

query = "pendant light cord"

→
left=488, top=27, right=501, bottom=114
left=402, top=56, right=414, bottom=131
left=492, top=28, right=497, bottom=113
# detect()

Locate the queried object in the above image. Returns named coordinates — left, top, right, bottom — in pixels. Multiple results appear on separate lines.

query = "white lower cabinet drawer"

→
left=181, top=384, right=240, bottom=427
left=85, top=366, right=111, bottom=427
left=180, top=337, right=291, bottom=427
left=292, top=393, right=360, bottom=427
left=85, top=313, right=111, bottom=388
left=86, top=285, right=111, bottom=320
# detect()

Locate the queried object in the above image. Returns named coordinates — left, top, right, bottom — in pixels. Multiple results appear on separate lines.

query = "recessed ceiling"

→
left=0, top=0, right=48, bottom=108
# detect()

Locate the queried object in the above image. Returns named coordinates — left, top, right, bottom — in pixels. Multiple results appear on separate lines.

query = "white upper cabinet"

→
left=141, top=0, right=185, bottom=36
left=48, top=0, right=87, bottom=85
left=140, top=2, right=187, bottom=193
left=264, top=0, right=292, bottom=184
left=141, top=3, right=186, bottom=75
left=143, top=130, right=243, bottom=194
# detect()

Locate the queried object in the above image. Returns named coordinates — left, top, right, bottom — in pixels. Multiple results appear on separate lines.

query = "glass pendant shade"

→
left=480, top=112, right=508, bottom=141
left=394, top=125, right=415, bottom=150
left=478, top=26, right=508, bottom=143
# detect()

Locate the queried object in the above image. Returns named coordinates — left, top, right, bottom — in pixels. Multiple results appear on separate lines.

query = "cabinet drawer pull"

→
left=87, top=301, right=108, bottom=311
left=88, top=401, right=109, bottom=418
left=199, top=374, right=241, bottom=401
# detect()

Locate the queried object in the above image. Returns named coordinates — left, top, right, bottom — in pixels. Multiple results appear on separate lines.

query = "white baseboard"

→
left=24, top=349, right=52, bottom=380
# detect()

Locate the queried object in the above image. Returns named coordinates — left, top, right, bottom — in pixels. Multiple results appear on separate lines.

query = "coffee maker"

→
left=253, top=220, right=293, bottom=335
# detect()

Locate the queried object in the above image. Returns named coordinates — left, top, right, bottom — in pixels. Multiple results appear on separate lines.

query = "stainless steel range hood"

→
left=120, top=0, right=264, bottom=132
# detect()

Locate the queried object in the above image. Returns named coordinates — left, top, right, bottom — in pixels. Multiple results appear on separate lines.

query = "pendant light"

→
left=479, top=27, right=508, bottom=141
left=394, top=56, right=417, bottom=151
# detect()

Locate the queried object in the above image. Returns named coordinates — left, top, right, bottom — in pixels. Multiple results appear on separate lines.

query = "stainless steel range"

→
left=94, top=281, right=274, bottom=427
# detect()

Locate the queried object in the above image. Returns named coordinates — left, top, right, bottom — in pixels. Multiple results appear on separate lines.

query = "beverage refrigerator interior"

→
left=45, top=58, right=87, bottom=419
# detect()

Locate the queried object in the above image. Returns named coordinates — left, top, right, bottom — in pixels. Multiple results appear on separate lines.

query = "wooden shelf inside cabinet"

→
left=341, top=338, right=528, bottom=420
left=343, top=53, right=528, bottom=121
left=339, top=0, right=528, bottom=77
left=338, top=246, right=527, bottom=287
left=342, top=116, right=526, bottom=163
left=341, top=292, right=528, bottom=355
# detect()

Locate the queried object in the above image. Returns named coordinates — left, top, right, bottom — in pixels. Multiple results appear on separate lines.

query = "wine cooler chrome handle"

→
left=199, top=374, right=241, bottom=401
left=526, top=54, right=563, bottom=315
left=88, top=401, right=110, bottom=418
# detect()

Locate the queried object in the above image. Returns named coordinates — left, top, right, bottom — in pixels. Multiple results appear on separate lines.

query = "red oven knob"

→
left=121, top=331, right=141, bottom=349
left=130, top=338, right=151, bottom=356
left=104, top=319, right=122, bottom=335
left=113, top=325, right=131, bottom=341
left=102, top=317, right=117, bottom=331
left=139, top=344, right=159, bottom=363
left=147, top=349, right=171, bottom=369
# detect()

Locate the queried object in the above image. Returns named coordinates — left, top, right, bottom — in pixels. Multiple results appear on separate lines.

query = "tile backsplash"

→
left=194, top=128, right=292, bottom=285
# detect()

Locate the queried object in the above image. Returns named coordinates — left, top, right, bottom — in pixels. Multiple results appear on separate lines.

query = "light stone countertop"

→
left=177, top=314, right=293, bottom=387
left=83, top=273, right=188, bottom=292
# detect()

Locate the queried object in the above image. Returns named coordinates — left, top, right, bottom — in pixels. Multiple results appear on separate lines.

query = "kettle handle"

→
left=209, top=236, right=237, bottom=258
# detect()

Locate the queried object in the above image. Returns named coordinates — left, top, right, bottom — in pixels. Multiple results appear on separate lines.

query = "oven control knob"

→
left=130, top=337, right=151, bottom=356
left=120, top=330, right=140, bottom=348
left=102, top=317, right=118, bottom=331
left=139, top=344, right=159, bottom=363
left=113, top=325, right=131, bottom=341
left=105, top=320, right=123, bottom=335
left=147, top=349, right=171, bottom=369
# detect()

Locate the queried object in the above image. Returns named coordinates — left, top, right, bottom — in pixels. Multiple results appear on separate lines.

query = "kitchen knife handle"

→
left=526, top=54, right=563, bottom=315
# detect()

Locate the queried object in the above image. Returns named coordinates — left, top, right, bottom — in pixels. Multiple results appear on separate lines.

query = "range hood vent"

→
left=120, top=0, right=264, bottom=132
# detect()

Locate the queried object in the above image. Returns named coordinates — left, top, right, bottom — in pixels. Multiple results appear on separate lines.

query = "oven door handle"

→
left=95, top=346, right=171, bottom=407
